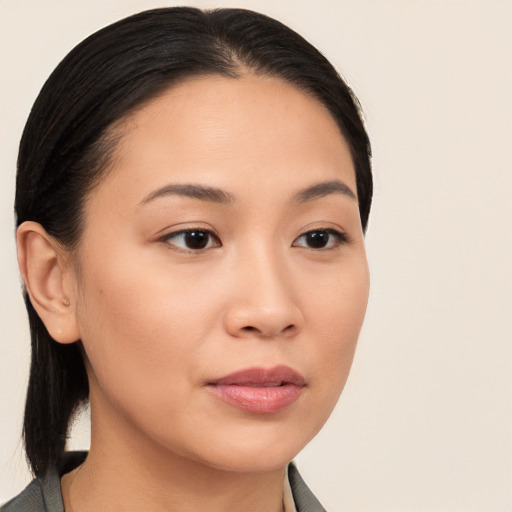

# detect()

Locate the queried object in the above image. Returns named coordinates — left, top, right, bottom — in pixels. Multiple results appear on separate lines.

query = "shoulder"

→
left=288, top=462, right=327, bottom=512
left=1, top=470, right=64, bottom=512
left=1, top=479, right=46, bottom=512
left=0, top=452, right=87, bottom=512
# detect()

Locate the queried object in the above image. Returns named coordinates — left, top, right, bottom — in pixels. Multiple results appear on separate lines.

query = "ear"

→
left=16, top=221, right=80, bottom=344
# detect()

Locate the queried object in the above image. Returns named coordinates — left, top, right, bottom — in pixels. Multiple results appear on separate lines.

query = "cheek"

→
left=303, top=257, right=369, bottom=397
left=74, top=251, right=217, bottom=407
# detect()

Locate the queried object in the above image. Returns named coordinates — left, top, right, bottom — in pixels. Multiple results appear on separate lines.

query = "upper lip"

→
left=208, top=365, right=306, bottom=387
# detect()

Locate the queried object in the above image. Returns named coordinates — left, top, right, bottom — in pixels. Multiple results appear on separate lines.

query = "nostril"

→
left=239, top=324, right=297, bottom=338
left=283, top=324, right=297, bottom=335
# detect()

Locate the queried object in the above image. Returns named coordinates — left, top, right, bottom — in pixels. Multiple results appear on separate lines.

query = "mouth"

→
left=206, top=365, right=306, bottom=414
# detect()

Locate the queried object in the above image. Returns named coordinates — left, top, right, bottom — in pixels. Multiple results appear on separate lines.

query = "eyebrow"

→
left=139, top=183, right=235, bottom=206
left=294, top=180, right=357, bottom=203
left=139, top=179, right=356, bottom=207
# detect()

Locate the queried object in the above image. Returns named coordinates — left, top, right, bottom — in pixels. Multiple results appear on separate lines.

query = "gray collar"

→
left=2, top=453, right=326, bottom=512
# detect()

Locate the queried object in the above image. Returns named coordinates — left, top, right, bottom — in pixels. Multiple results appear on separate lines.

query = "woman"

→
left=2, top=7, right=372, bottom=511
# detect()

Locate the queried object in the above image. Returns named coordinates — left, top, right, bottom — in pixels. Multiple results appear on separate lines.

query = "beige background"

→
left=1, top=0, right=511, bottom=510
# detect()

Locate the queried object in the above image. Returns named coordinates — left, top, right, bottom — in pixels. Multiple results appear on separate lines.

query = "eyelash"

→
left=159, top=227, right=349, bottom=253
left=292, top=228, right=349, bottom=250
left=159, top=229, right=221, bottom=252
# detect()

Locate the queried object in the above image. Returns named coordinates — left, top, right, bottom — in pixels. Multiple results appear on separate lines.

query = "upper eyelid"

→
left=161, top=227, right=220, bottom=240
left=156, top=224, right=219, bottom=238
left=295, top=226, right=348, bottom=239
left=299, top=227, right=344, bottom=235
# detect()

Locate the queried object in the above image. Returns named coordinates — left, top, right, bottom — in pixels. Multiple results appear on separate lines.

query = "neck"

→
left=62, top=396, right=287, bottom=512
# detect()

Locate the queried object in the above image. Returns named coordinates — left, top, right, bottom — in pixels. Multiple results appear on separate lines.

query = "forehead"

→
left=94, top=74, right=356, bottom=206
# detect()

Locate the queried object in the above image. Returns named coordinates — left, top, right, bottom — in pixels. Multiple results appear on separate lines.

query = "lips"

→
left=206, top=365, right=305, bottom=414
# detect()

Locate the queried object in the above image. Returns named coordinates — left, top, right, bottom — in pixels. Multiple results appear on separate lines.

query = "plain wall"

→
left=1, top=1, right=510, bottom=510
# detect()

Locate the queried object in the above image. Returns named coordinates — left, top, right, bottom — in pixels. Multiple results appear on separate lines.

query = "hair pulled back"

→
left=15, top=7, right=372, bottom=476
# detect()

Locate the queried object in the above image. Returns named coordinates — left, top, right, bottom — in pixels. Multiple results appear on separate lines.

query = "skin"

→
left=18, top=75, right=369, bottom=511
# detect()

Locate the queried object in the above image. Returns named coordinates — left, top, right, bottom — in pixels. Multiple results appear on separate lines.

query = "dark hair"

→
left=15, top=7, right=372, bottom=476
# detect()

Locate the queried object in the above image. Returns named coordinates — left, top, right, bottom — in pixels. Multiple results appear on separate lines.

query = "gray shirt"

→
left=1, top=453, right=326, bottom=511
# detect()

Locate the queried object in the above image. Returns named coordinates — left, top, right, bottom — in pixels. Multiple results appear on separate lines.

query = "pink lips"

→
left=207, top=365, right=305, bottom=414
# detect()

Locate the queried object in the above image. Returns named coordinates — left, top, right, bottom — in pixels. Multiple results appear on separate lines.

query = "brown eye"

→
left=183, top=231, right=210, bottom=249
left=162, top=229, right=221, bottom=251
left=293, top=229, right=347, bottom=250
left=304, top=231, right=329, bottom=248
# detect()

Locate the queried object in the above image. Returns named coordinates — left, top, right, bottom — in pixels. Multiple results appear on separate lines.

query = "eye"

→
left=293, top=228, right=348, bottom=250
left=161, top=229, right=221, bottom=251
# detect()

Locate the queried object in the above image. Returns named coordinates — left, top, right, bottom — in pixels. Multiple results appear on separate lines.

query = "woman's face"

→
left=70, top=75, right=369, bottom=472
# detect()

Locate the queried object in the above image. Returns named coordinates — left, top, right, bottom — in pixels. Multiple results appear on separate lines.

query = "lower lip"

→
left=207, top=383, right=304, bottom=414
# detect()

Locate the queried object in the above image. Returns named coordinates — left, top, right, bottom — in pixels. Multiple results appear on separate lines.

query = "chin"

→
left=195, top=443, right=301, bottom=474
left=172, top=420, right=319, bottom=474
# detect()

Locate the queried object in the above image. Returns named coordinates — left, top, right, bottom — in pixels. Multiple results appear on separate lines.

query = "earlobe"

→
left=16, top=221, right=80, bottom=344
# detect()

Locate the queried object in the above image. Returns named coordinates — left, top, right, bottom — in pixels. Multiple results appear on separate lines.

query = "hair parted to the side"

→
left=15, top=7, right=372, bottom=476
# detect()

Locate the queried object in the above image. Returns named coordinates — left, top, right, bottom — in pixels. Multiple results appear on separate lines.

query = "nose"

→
left=223, top=248, right=304, bottom=340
